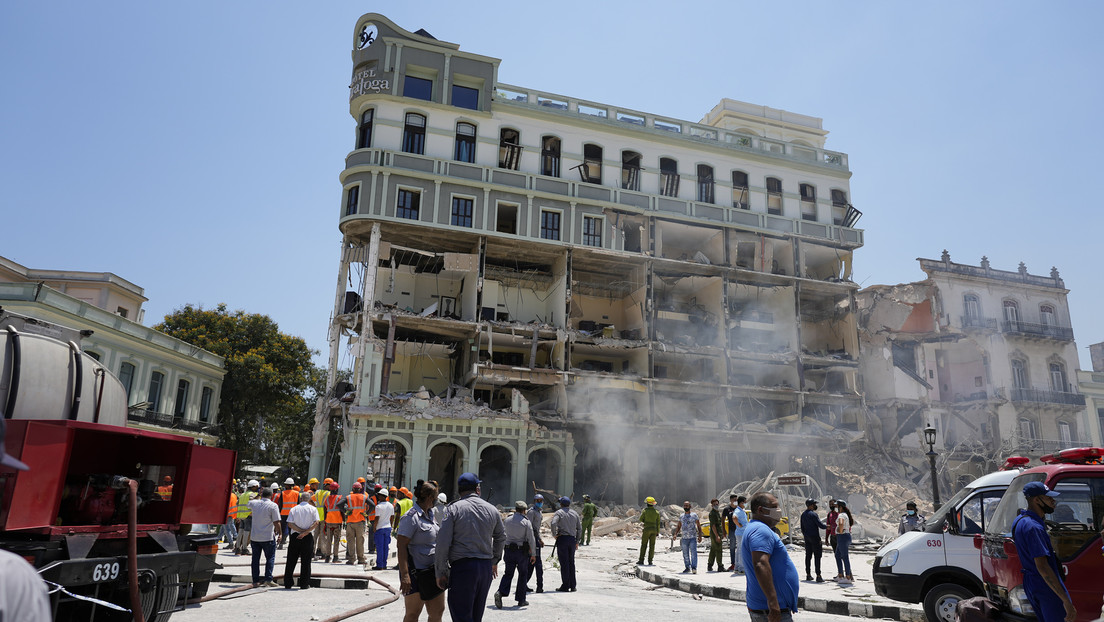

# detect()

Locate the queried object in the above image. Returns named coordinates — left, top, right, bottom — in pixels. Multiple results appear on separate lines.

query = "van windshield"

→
left=985, top=473, right=1046, bottom=536
left=923, top=484, right=976, bottom=533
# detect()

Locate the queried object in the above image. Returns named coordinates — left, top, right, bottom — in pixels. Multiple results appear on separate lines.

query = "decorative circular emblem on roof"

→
left=357, top=23, right=378, bottom=50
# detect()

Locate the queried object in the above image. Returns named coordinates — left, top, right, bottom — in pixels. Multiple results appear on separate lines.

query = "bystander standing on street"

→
left=321, top=481, right=344, bottom=562
left=234, top=480, right=259, bottom=555
left=435, top=472, right=505, bottom=622
left=707, top=499, right=724, bottom=572
left=825, top=499, right=839, bottom=554
left=727, top=495, right=748, bottom=573
left=800, top=498, right=827, bottom=582
left=898, top=501, right=926, bottom=534
left=580, top=494, right=597, bottom=546
left=373, top=486, right=396, bottom=570
left=494, top=501, right=536, bottom=609
left=396, top=481, right=445, bottom=622
left=833, top=500, right=854, bottom=583
left=526, top=494, right=546, bottom=592
left=638, top=496, right=661, bottom=566
left=743, top=492, right=800, bottom=622
left=1012, top=482, right=1075, bottom=622
left=550, top=496, right=582, bottom=591
left=673, top=501, right=702, bottom=574
left=248, top=487, right=282, bottom=587
left=284, top=491, right=319, bottom=589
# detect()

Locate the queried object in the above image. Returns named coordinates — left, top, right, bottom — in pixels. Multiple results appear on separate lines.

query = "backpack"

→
left=955, top=596, right=999, bottom=622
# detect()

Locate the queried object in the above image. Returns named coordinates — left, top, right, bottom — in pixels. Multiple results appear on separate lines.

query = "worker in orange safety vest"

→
left=321, top=482, right=344, bottom=563
left=279, top=477, right=298, bottom=549
left=339, top=482, right=368, bottom=566
left=311, top=477, right=329, bottom=558
left=157, top=475, right=173, bottom=500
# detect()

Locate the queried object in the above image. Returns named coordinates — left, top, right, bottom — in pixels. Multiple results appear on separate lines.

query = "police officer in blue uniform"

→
left=1011, top=481, right=1075, bottom=622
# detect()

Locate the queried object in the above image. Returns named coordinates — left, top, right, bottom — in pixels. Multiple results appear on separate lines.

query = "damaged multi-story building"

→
left=857, top=251, right=1088, bottom=487
left=308, top=13, right=865, bottom=504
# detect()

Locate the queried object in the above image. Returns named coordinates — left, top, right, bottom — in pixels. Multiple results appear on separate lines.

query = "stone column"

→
left=512, top=434, right=528, bottom=502
left=622, top=442, right=639, bottom=505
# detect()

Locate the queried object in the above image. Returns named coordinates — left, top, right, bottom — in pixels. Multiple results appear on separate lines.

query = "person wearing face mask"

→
left=799, top=499, right=826, bottom=583
left=1012, top=482, right=1075, bottom=622
left=898, top=501, right=926, bottom=534
left=742, top=492, right=800, bottom=622
left=672, top=501, right=702, bottom=574
left=706, top=499, right=724, bottom=572
left=638, top=496, right=662, bottom=566
left=526, top=494, right=546, bottom=593
left=833, top=500, right=854, bottom=583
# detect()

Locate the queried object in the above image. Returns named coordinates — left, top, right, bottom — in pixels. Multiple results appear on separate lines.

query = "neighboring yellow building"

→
left=0, top=255, right=225, bottom=444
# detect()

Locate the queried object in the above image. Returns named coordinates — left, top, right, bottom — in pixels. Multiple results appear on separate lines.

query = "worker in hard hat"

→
left=581, top=494, right=597, bottom=546
left=312, top=478, right=330, bottom=559
left=339, top=482, right=369, bottom=566
left=638, top=496, right=661, bottom=565
left=157, top=475, right=174, bottom=501
left=278, top=477, right=298, bottom=549
left=220, top=484, right=238, bottom=548
left=234, top=480, right=260, bottom=555
left=321, top=481, right=344, bottom=563
left=398, top=487, right=414, bottom=517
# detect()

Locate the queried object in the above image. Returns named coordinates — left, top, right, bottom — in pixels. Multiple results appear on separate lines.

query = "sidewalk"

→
left=617, top=538, right=925, bottom=622
left=209, top=541, right=398, bottom=589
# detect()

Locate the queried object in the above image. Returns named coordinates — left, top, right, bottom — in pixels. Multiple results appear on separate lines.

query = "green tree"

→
left=156, top=304, right=318, bottom=474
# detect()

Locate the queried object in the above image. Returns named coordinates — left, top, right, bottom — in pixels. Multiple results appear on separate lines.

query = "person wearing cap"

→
left=234, top=480, right=260, bottom=555
left=744, top=492, right=800, bottom=622
left=1012, top=481, right=1075, bottom=622
left=550, top=496, right=582, bottom=591
left=157, top=475, right=174, bottom=500
left=898, top=501, right=926, bottom=534
left=494, top=501, right=536, bottom=609
left=321, top=481, right=344, bottom=563
left=580, top=494, right=597, bottom=546
left=284, top=491, right=319, bottom=589
left=435, top=492, right=448, bottom=526
left=247, top=487, right=282, bottom=587
left=525, top=493, right=546, bottom=592
left=434, top=472, right=506, bottom=622
left=799, top=498, right=827, bottom=583
left=372, top=486, right=396, bottom=570
left=0, top=417, right=55, bottom=621
left=638, top=496, right=661, bottom=565
left=398, top=486, right=414, bottom=517
left=397, top=482, right=446, bottom=621
left=339, top=482, right=369, bottom=566
left=672, top=500, right=702, bottom=574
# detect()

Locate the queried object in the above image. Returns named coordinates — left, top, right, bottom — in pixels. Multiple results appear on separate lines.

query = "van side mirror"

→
left=943, top=517, right=956, bottom=535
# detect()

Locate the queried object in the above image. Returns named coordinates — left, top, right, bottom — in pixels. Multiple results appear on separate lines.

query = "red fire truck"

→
left=978, top=447, right=1104, bottom=622
left=1, top=310, right=236, bottom=621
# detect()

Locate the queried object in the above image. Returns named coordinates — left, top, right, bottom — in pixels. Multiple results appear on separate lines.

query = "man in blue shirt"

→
left=1011, top=481, right=1075, bottom=622
left=742, top=492, right=800, bottom=622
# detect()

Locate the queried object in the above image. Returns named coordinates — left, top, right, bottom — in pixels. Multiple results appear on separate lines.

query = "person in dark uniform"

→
left=526, top=494, right=546, bottom=592
left=550, top=496, right=582, bottom=592
left=580, top=494, right=597, bottom=545
left=494, top=501, right=536, bottom=609
left=800, top=498, right=827, bottom=582
left=434, top=473, right=505, bottom=622
left=897, top=501, right=926, bottom=534
left=1012, top=482, right=1075, bottom=622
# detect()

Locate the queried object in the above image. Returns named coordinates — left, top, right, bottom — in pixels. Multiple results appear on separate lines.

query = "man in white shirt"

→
left=285, top=492, right=320, bottom=589
left=372, top=489, right=396, bottom=570
left=248, top=488, right=282, bottom=587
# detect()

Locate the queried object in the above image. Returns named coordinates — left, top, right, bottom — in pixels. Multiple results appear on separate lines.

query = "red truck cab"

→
left=979, top=447, right=1104, bottom=622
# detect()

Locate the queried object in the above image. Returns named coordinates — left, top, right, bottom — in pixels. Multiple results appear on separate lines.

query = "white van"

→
left=872, top=469, right=1019, bottom=622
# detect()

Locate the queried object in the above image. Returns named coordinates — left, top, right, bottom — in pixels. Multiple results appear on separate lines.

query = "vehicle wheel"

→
left=922, top=582, right=974, bottom=622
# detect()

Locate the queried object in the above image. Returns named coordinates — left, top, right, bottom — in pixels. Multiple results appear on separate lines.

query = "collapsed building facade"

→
left=857, top=252, right=1089, bottom=488
left=308, top=14, right=866, bottom=505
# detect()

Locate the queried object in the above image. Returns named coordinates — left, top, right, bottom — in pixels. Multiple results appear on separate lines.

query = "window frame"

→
left=696, top=164, right=715, bottom=204
left=396, top=187, right=421, bottom=220
left=582, top=215, right=603, bottom=247
left=621, top=150, right=642, bottom=191
left=731, top=171, right=749, bottom=209
left=118, top=361, right=136, bottom=398
left=451, top=84, right=480, bottom=110
left=659, top=157, right=679, bottom=197
left=199, top=386, right=213, bottom=423
left=402, top=112, right=427, bottom=155
left=148, top=371, right=165, bottom=412
left=345, top=184, right=361, bottom=216
left=1011, top=358, right=1028, bottom=389
left=174, top=379, right=190, bottom=419
left=580, top=144, right=602, bottom=184
left=403, top=75, right=433, bottom=101
left=450, top=195, right=475, bottom=228
left=766, top=176, right=783, bottom=215
left=541, top=136, right=561, bottom=178
left=540, top=209, right=562, bottom=241
left=498, top=128, right=522, bottom=170
left=356, top=108, right=374, bottom=149
left=454, top=121, right=476, bottom=163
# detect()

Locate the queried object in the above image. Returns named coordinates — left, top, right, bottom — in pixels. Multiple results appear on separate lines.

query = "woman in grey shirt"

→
left=396, top=481, right=445, bottom=621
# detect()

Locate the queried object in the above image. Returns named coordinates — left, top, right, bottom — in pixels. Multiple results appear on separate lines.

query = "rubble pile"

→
left=374, top=385, right=527, bottom=421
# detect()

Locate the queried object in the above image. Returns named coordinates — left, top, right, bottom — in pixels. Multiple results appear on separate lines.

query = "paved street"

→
left=177, top=536, right=917, bottom=622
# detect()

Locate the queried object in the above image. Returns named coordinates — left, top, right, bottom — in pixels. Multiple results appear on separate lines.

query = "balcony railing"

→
left=1008, top=387, right=1085, bottom=406
left=127, top=408, right=212, bottom=433
left=960, top=315, right=997, bottom=330
left=1011, top=436, right=1085, bottom=454
left=1000, top=320, right=1074, bottom=341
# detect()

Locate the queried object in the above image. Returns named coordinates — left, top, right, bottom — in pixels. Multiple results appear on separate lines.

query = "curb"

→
left=211, top=572, right=372, bottom=590
left=634, top=567, right=925, bottom=622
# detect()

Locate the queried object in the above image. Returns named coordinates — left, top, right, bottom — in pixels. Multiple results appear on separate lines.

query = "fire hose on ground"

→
left=186, top=572, right=401, bottom=620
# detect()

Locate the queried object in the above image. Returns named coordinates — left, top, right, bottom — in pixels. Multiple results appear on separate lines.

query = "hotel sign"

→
left=350, top=67, right=390, bottom=99
left=776, top=475, right=808, bottom=486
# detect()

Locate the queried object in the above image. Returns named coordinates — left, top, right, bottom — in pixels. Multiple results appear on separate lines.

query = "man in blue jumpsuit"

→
left=1011, top=481, right=1076, bottom=622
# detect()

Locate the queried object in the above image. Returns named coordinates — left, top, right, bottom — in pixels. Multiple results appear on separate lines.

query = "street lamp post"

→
left=924, top=424, right=941, bottom=511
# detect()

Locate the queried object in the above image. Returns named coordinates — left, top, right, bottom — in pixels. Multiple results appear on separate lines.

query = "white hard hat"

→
left=284, top=477, right=295, bottom=485
left=247, top=479, right=259, bottom=487
left=271, top=483, right=280, bottom=490
left=438, top=493, right=447, bottom=504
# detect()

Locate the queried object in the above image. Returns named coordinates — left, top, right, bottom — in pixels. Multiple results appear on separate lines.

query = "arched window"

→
left=659, top=158, right=679, bottom=197
left=1039, top=304, right=1056, bottom=327
left=498, top=128, right=521, bottom=170
left=402, top=113, right=426, bottom=154
left=1003, top=300, right=1020, bottom=326
left=1018, top=417, right=1037, bottom=441
left=621, top=151, right=642, bottom=190
left=199, top=387, right=214, bottom=423
left=148, top=371, right=165, bottom=412
left=580, top=144, right=602, bottom=184
left=1010, top=359, right=1028, bottom=389
left=766, top=177, right=782, bottom=215
left=541, top=136, right=561, bottom=177
left=118, top=362, right=135, bottom=397
left=731, top=171, right=749, bottom=208
left=799, top=183, right=816, bottom=221
left=174, top=379, right=190, bottom=419
left=697, top=164, right=714, bottom=204
left=1057, top=421, right=1074, bottom=445
left=454, top=122, right=476, bottom=163
left=1049, top=362, right=1068, bottom=392
left=356, top=109, right=374, bottom=149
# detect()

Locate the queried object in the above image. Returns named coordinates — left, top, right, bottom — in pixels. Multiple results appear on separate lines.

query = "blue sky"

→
left=3, top=2, right=1102, bottom=369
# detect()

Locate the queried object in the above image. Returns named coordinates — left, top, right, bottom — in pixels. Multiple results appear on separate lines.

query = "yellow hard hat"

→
left=308, top=477, right=319, bottom=484
left=645, top=496, right=656, bottom=505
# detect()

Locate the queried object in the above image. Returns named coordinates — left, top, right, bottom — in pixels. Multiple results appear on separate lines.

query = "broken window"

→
left=498, top=128, right=522, bottom=170
left=496, top=202, right=518, bottom=234
left=892, top=342, right=917, bottom=374
left=579, top=144, right=602, bottom=184
left=451, top=197, right=474, bottom=228
left=800, top=183, right=816, bottom=221
left=541, top=136, right=561, bottom=177
left=732, top=170, right=749, bottom=208
left=454, top=122, right=476, bottom=163
left=356, top=109, right=373, bottom=149
left=697, top=164, right=714, bottom=203
left=766, top=177, right=782, bottom=215
left=402, top=113, right=426, bottom=154
left=451, top=84, right=479, bottom=110
left=659, top=158, right=679, bottom=197
left=831, top=188, right=848, bottom=206
left=540, top=210, right=561, bottom=240
left=396, top=189, right=420, bottom=220
left=582, top=216, right=602, bottom=247
left=621, top=150, right=642, bottom=191
left=345, top=185, right=360, bottom=216
left=403, top=76, right=433, bottom=101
